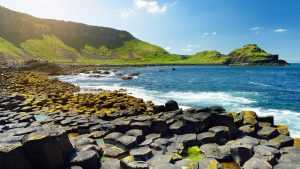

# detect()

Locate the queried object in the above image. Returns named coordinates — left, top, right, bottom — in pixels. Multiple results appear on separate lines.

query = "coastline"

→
left=1, top=70, right=300, bottom=169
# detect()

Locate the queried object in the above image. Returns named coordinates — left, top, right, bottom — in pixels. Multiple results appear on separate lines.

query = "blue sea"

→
left=55, top=64, right=300, bottom=137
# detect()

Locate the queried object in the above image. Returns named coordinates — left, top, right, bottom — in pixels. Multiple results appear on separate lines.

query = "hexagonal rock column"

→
left=69, top=150, right=100, bottom=169
left=22, top=131, right=65, bottom=169
left=0, top=142, right=32, bottom=169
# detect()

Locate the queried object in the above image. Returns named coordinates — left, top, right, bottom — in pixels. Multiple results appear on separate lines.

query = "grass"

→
left=21, top=35, right=81, bottom=62
left=181, top=50, right=228, bottom=64
left=0, top=37, right=27, bottom=63
left=228, top=44, right=271, bottom=62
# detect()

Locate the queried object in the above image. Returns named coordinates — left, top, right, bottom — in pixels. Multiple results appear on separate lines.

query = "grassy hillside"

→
left=21, top=35, right=81, bottom=62
left=0, top=6, right=134, bottom=50
left=0, top=37, right=29, bottom=64
left=183, top=50, right=228, bottom=64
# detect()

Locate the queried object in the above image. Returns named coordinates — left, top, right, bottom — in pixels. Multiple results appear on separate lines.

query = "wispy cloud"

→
left=165, top=46, right=172, bottom=51
left=200, top=32, right=217, bottom=38
left=250, top=27, right=264, bottom=34
left=121, top=0, right=176, bottom=18
left=121, top=8, right=137, bottom=18
left=182, top=44, right=200, bottom=52
left=274, top=28, right=287, bottom=33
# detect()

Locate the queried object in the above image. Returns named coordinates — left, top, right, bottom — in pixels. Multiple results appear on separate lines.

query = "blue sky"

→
left=1, top=0, right=300, bottom=62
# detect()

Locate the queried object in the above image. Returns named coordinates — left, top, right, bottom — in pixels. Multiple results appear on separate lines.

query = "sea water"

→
left=55, top=64, right=300, bottom=137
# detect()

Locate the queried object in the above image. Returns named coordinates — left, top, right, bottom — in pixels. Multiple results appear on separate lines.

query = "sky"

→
left=0, top=0, right=300, bottom=62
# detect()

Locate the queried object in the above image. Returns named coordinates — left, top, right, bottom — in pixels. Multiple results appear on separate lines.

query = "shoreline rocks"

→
left=0, top=71, right=300, bottom=169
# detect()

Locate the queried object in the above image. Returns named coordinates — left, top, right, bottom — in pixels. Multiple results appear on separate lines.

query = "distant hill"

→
left=0, top=6, right=288, bottom=66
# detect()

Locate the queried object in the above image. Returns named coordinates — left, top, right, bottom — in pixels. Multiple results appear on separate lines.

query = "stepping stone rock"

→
left=130, top=146, right=153, bottom=161
left=175, top=159, right=198, bottom=169
left=148, top=154, right=172, bottom=167
left=103, top=145, right=127, bottom=158
left=177, top=134, right=198, bottom=147
left=257, top=126, right=278, bottom=139
left=271, top=134, right=294, bottom=148
left=243, top=157, right=272, bottom=169
left=197, top=132, right=216, bottom=145
left=116, top=135, right=138, bottom=150
left=101, top=158, right=121, bottom=169
left=126, top=129, right=145, bottom=143
left=253, top=145, right=280, bottom=165
left=103, top=132, right=123, bottom=145
left=200, top=143, right=218, bottom=158
left=126, top=161, right=149, bottom=169
left=209, top=126, right=230, bottom=145
left=69, top=150, right=100, bottom=169
left=169, top=120, right=184, bottom=134
left=239, top=136, right=260, bottom=147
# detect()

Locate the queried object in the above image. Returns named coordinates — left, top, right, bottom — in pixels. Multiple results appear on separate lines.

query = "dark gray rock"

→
left=253, top=145, right=280, bottom=165
left=126, top=129, right=145, bottom=143
left=177, top=134, right=198, bottom=147
left=200, top=143, right=219, bottom=158
left=148, top=154, right=172, bottom=167
left=197, top=132, right=216, bottom=145
left=274, top=163, right=300, bottom=169
left=69, top=150, right=100, bottom=169
left=150, top=118, right=169, bottom=136
left=116, top=135, right=138, bottom=150
left=198, top=158, right=222, bottom=169
left=239, top=125, right=256, bottom=136
left=165, top=100, right=179, bottom=112
left=208, top=126, right=230, bottom=145
left=130, top=121, right=151, bottom=134
left=175, top=159, right=198, bottom=169
left=230, top=144, right=253, bottom=166
left=0, top=142, right=32, bottom=169
left=153, top=105, right=165, bottom=113
left=257, top=116, right=274, bottom=125
left=239, top=136, right=260, bottom=147
left=103, top=132, right=123, bottom=145
left=169, top=121, right=184, bottom=134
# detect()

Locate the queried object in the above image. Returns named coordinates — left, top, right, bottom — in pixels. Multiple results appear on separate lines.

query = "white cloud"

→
left=134, top=0, right=167, bottom=14
left=250, top=27, right=263, bottom=34
left=165, top=46, right=172, bottom=51
left=201, top=32, right=217, bottom=37
left=121, top=8, right=137, bottom=18
left=182, top=44, right=200, bottom=52
left=212, top=32, right=217, bottom=36
left=274, top=28, right=287, bottom=33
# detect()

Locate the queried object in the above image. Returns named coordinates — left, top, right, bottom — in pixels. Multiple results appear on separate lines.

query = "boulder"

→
left=69, top=150, right=100, bottom=169
left=165, top=100, right=179, bottom=112
left=153, top=105, right=165, bottom=113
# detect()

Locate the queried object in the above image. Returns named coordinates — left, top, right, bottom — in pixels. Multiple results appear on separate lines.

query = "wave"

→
left=249, top=82, right=272, bottom=87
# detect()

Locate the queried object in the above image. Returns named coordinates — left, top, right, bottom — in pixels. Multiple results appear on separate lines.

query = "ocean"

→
left=55, top=64, right=300, bottom=137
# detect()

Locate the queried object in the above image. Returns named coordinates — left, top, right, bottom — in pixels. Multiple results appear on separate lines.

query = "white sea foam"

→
left=249, top=82, right=272, bottom=87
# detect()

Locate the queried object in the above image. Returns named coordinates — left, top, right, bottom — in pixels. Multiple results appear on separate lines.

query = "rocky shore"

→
left=1, top=71, right=300, bottom=169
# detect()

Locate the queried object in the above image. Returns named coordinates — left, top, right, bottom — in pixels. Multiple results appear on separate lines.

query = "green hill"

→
left=182, top=50, right=228, bottom=64
left=0, top=6, right=288, bottom=66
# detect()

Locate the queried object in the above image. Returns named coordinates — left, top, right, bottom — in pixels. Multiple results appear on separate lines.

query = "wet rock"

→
left=230, top=144, right=253, bottom=166
left=130, top=146, right=153, bottom=161
left=243, top=157, right=272, bottom=169
left=0, top=142, right=32, bottom=169
left=101, top=158, right=121, bottom=169
left=257, top=126, right=278, bottom=139
left=165, top=100, right=179, bottom=112
left=69, top=150, right=100, bottom=169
